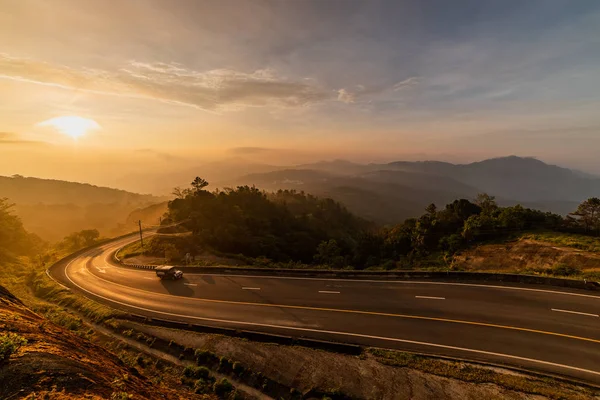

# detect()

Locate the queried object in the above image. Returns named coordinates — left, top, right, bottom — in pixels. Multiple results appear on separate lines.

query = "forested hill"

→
left=0, top=175, right=166, bottom=242
left=0, top=175, right=160, bottom=205
left=159, top=178, right=600, bottom=272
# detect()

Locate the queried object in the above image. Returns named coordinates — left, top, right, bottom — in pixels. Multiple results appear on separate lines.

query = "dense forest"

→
left=160, top=178, right=600, bottom=269
left=163, top=178, right=369, bottom=263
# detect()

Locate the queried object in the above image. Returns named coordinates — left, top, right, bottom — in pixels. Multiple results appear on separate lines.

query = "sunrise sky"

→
left=1, top=0, right=600, bottom=188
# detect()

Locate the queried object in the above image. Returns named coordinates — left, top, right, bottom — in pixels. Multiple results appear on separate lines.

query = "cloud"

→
left=0, top=132, right=47, bottom=146
left=135, top=148, right=181, bottom=161
left=0, top=54, right=332, bottom=112
left=228, top=147, right=274, bottom=155
left=392, top=77, right=419, bottom=91
left=337, top=89, right=356, bottom=103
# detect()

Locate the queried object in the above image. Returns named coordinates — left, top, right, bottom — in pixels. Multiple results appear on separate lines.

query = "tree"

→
left=0, top=198, right=43, bottom=259
left=191, top=177, right=209, bottom=195
left=475, top=193, right=498, bottom=215
left=314, top=239, right=344, bottom=268
left=59, top=229, right=100, bottom=251
left=425, top=203, right=437, bottom=216
left=172, top=186, right=191, bottom=199
left=571, top=198, right=600, bottom=235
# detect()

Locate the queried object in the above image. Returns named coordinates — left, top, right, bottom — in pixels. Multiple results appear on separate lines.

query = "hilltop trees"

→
left=570, top=197, right=600, bottom=235
left=166, top=178, right=368, bottom=263
left=163, top=179, right=600, bottom=269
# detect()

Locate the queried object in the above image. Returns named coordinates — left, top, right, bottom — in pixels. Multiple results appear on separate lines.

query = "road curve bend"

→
left=49, top=234, right=600, bottom=384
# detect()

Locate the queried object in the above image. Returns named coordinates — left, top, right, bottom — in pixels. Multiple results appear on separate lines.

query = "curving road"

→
left=50, top=234, right=600, bottom=384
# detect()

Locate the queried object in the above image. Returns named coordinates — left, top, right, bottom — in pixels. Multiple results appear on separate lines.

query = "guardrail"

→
left=115, top=259, right=600, bottom=291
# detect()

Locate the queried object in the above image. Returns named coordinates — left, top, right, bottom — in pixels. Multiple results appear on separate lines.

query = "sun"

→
left=37, top=116, right=101, bottom=139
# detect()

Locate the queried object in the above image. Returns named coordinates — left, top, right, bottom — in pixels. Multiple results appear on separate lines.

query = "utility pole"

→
left=138, top=220, right=144, bottom=247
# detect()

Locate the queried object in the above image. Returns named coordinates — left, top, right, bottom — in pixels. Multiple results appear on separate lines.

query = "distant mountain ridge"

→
left=385, top=156, right=600, bottom=202
left=223, top=156, right=599, bottom=224
left=0, top=175, right=161, bottom=205
left=0, top=175, right=167, bottom=242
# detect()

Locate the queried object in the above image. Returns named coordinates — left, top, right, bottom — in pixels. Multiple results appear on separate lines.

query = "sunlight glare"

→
left=37, top=116, right=101, bottom=139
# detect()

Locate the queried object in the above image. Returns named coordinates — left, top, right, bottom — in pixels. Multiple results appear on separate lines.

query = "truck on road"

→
left=155, top=265, right=183, bottom=280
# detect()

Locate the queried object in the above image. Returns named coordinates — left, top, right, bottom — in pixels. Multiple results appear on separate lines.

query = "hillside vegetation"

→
left=162, top=179, right=369, bottom=264
left=150, top=178, right=600, bottom=275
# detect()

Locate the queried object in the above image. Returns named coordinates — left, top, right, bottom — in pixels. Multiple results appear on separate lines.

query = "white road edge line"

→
left=46, top=269, right=69, bottom=290
left=242, top=287, right=260, bottom=290
left=184, top=283, right=198, bottom=287
left=319, top=290, right=341, bottom=294
left=415, top=296, right=445, bottom=300
left=551, top=308, right=599, bottom=318
left=62, top=258, right=600, bottom=378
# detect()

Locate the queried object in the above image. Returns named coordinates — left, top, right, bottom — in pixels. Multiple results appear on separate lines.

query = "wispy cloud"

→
left=392, top=77, right=419, bottom=91
left=0, top=54, right=335, bottom=112
left=0, top=132, right=47, bottom=146
left=336, top=88, right=356, bottom=104
left=135, top=148, right=181, bottom=162
left=228, top=147, right=274, bottom=155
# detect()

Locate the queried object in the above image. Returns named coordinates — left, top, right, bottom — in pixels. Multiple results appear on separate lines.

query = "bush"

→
left=194, top=378, right=214, bottom=394
left=195, top=349, right=218, bottom=365
left=551, top=263, right=581, bottom=277
left=232, top=361, right=245, bottom=376
left=184, top=365, right=211, bottom=380
left=0, top=333, right=27, bottom=362
left=213, top=378, right=234, bottom=397
left=218, top=356, right=233, bottom=372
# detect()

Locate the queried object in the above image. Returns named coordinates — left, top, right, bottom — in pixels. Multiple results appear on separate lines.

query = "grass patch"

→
left=522, top=231, right=600, bottom=253
left=0, top=332, right=27, bottom=362
left=369, top=349, right=598, bottom=400
left=117, top=240, right=150, bottom=260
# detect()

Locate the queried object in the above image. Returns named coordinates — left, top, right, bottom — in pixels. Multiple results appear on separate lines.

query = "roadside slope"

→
left=0, top=284, right=197, bottom=400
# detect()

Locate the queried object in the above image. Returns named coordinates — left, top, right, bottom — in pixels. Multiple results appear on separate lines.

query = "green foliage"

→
left=57, top=229, right=100, bottom=252
left=550, top=263, right=581, bottom=277
left=232, top=361, right=245, bottom=376
left=570, top=197, right=600, bottom=235
left=183, top=365, right=211, bottom=380
left=314, top=239, right=345, bottom=268
left=0, top=332, right=27, bottom=362
left=160, top=184, right=600, bottom=270
left=166, top=179, right=367, bottom=263
left=195, top=349, right=219, bottom=365
left=213, top=378, right=234, bottom=397
left=194, top=377, right=215, bottom=394
left=218, top=356, right=233, bottom=372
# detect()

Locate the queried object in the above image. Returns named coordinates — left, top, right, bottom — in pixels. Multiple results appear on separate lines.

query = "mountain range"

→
left=220, top=156, right=600, bottom=224
left=2, top=156, right=598, bottom=236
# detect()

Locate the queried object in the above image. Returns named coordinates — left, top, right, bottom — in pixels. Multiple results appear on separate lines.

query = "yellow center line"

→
left=73, top=255, right=600, bottom=346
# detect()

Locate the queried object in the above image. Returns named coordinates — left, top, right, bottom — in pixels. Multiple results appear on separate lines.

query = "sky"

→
left=1, top=0, right=600, bottom=189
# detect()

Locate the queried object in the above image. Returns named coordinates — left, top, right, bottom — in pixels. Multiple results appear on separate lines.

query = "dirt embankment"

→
left=0, top=285, right=204, bottom=400
left=125, top=321, right=599, bottom=400
left=453, top=239, right=600, bottom=273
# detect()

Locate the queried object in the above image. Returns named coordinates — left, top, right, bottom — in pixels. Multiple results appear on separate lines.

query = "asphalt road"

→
left=50, top=235, right=600, bottom=384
